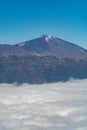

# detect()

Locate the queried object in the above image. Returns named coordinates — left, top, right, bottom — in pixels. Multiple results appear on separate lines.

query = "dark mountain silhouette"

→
left=0, top=34, right=87, bottom=83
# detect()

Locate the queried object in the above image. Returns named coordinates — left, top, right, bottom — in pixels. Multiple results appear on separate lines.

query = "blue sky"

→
left=0, top=0, right=87, bottom=49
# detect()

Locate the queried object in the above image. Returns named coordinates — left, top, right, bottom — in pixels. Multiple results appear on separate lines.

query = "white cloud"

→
left=0, top=79, right=87, bottom=130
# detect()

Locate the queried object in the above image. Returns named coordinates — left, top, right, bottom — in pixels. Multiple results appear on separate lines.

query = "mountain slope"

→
left=0, top=34, right=87, bottom=83
left=16, top=34, right=87, bottom=59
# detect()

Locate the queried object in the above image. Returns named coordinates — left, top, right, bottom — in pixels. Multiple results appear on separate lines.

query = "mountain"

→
left=0, top=34, right=87, bottom=83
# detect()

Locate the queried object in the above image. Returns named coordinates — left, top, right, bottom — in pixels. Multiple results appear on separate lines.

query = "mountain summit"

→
left=17, top=34, right=87, bottom=60
left=2, top=34, right=86, bottom=59
left=0, top=35, right=87, bottom=83
left=41, top=34, right=53, bottom=41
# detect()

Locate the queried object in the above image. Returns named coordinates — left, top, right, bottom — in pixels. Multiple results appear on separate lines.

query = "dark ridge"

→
left=0, top=34, right=87, bottom=83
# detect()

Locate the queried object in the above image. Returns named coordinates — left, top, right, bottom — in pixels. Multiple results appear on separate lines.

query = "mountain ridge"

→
left=0, top=34, right=87, bottom=60
left=0, top=34, right=87, bottom=83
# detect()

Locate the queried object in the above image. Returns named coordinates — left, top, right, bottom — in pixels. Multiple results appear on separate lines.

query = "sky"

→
left=0, top=79, right=87, bottom=130
left=0, top=0, right=87, bottom=49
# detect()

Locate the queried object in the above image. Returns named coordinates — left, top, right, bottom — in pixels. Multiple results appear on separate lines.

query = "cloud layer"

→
left=0, top=79, right=87, bottom=130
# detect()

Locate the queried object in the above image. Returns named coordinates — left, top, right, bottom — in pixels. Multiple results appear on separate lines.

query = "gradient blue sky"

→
left=0, top=0, right=87, bottom=49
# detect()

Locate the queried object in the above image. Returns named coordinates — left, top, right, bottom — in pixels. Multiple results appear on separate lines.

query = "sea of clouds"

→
left=0, top=79, right=87, bottom=130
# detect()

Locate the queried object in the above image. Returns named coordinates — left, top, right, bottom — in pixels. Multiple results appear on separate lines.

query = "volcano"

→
left=0, top=34, right=87, bottom=83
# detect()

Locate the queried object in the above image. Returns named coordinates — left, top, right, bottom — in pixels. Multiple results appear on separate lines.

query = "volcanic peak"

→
left=41, top=34, right=53, bottom=42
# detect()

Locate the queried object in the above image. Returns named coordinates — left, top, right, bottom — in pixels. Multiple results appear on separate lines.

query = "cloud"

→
left=0, top=79, right=87, bottom=130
